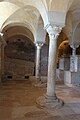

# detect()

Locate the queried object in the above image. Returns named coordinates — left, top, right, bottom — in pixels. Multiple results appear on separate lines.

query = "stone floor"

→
left=0, top=79, right=80, bottom=120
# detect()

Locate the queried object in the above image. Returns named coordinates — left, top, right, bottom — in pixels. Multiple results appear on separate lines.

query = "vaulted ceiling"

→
left=0, top=0, right=80, bottom=45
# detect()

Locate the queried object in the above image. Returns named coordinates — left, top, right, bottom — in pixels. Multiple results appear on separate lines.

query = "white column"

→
left=0, top=33, right=7, bottom=82
left=36, top=25, right=63, bottom=108
left=70, top=44, right=79, bottom=56
left=70, top=44, right=79, bottom=72
left=72, top=48, right=76, bottom=56
left=45, top=25, right=62, bottom=98
left=35, top=43, right=43, bottom=80
left=1, top=44, right=5, bottom=81
left=0, top=42, right=2, bottom=82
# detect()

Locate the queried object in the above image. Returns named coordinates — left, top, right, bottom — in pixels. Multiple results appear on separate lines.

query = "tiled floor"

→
left=0, top=80, right=80, bottom=120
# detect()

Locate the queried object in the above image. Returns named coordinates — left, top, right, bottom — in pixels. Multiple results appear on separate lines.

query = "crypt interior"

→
left=0, top=0, right=80, bottom=120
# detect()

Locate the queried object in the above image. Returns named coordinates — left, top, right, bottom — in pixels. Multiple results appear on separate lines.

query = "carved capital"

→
left=45, top=24, right=62, bottom=39
left=35, top=43, right=44, bottom=49
left=70, top=44, right=79, bottom=49
left=0, top=32, right=3, bottom=37
left=0, top=32, right=7, bottom=46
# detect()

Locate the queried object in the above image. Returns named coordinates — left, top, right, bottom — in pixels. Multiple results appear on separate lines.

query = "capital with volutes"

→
left=45, top=24, right=62, bottom=39
left=0, top=32, right=7, bottom=46
left=70, top=44, right=79, bottom=49
left=35, top=42, right=44, bottom=50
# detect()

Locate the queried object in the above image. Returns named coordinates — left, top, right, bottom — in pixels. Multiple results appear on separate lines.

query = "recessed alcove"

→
left=24, top=76, right=29, bottom=79
left=7, top=75, right=12, bottom=79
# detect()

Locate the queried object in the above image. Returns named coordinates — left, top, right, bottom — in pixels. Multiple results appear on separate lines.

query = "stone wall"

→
left=4, top=57, right=34, bottom=80
left=41, top=45, right=48, bottom=76
left=4, top=37, right=49, bottom=79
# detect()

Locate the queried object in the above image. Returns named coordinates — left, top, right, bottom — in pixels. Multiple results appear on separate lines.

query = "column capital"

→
left=70, top=44, right=79, bottom=49
left=70, top=44, right=79, bottom=56
left=35, top=43, right=44, bottom=48
left=45, top=24, right=62, bottom=39
left=0, top=32, right=7, bottom=46
left=0, top=32, right=3, bottom=37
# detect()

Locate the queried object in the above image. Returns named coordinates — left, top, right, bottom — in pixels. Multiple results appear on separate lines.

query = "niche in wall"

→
left=4, top=35, right=35, bottom=80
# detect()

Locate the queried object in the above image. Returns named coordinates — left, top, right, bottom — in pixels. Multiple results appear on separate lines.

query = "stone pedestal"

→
left=64, top=71, right=80, bottom=87
left=58, top=56, right=70, bottom=84
left=59, top=57, right=64, bottom=70
left=59, top=56, right=70, bottom=71
left=64, top=55, right=80, bottom=87
left=64, top=71, right=72, bottom=86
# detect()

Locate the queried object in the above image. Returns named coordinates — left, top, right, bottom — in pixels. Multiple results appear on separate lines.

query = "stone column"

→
left=37, top=25, right=63, bottom=108
left=72, top=47, right=76, bottom=56
left=70, top=44, right=79, bottom=56
left=35, top=43, right=43, bottom=81
left=46, top=25, right=62, bottom=98
left=0, top=41, right=2, bottom=82
left=1, top=44, right=5, bottom=81
left=0, top=33, right=6, bottom=82
left=70, top=44, right=79, bottom=72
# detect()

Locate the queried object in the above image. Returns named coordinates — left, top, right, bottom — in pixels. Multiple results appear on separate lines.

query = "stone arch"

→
left=0, top=1, right=20, bottom=29
left=58, top=40, right=69, bottom=49
left=21, top=4, right=48, bottom=27
left=72, top=21, right=80, bottom=36
left=72, top=22, right=80, bottom=44
left=1, top=5, right=47, bottom=41
left=2, top=22, right=35, bottom=43
left=34, top=16, right=46, bottom=44
left=3, top=0, right=49, bottom=27
left=57, top=40, right=70, bottom=64
left=48, top=0, right=73, bottom=12
left=62, top=11, right=74, bottom=42
left=57, top=31, right=68, bottom=49
left=1, top=6, right=36, bottom=35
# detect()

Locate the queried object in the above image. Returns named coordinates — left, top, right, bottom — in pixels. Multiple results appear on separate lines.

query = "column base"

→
left=34, top=80, right=47, bottom=87
left=32, top=77, right=47, bottom=87
left=36, top=77, right=41, bottom=83
left=36, top=94, right=64, bottom=109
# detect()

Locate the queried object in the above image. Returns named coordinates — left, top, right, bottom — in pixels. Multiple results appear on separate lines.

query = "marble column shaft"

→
left=70, top=44, right=79, bottom=56
left=72, top=48, right=76, bottom=56
left=46, top=25, right=62, bottom=98
left=0, top=42, right=2, bottom=82
left=1, top=44, right=5, bottom=79
left=35, top=43, right=43, bottom=80
left=0, top=33, right=7, bottom=82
